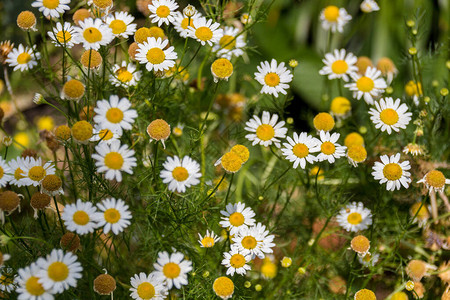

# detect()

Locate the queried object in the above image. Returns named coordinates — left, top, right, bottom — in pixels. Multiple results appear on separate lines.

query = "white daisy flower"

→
left=36, top=249, right=83, bottom=294
left=402, top=143, right=425, bottom=157
left=109, top=61, right=142, bottom=87
left=153, top=251, right=192, bottom=290
left=281, top=132, right=319, bottom=169
left=92, top=140, right=137, bottom=182
left=198, top=230, right=220, bottom=248
left=0, top=269, right=17, bottom=293
left=148, top=0, right=179, bottom=26
left=7, top=157, right=27, bottom=187
left=371, top=153, right=411, bottom=191
left=135, top=37, right=178, bottom=72
left=19, top=157, right=56, bottom=187
left=93, top=95, right=138, bottom=135
left=221, top=248, right=251, bottom=276
left=106, top=11, right=137, bottom=38
left=90, top=124, right=121, bottom=145
left=336, top=202, right=372, bottom=232
left=173, top=11, right=201, bottom=38
left=0, top=157, right=13, bottom=188
left=73, top=18, right=114, bottom=50
left=219, top=202, right=256, bottom=235
left=319, top=49, right=358, bottom=82
left=313, top=131, right=346, bottom=163
left=360, top=0, right=380, bottom=13
left=344, top=66, right=387, bottom=105
left=48, top=22, right=76, bottom=48
left=358, top=252, right=380, bottom=267
left=319, top=5, right=352, bottom=33
left=213, top=26, right=246, bottom=59
left=32, top=0, right=70, bottom=19
left=254, top=59, right=293, bottom=97
left=61, top=199, right=99, bottom=235
left=244, top=111, right=288, bottom=148
left=160, top=156, right=201, bottom=193
left=16, top=263, right=55, bottom=300
left=129, top=272, right=168, bottom=300
left=417, top=170, right=450, bottom=193
left=5, top=44, right=40, bottom=72
left=188, top=17, right=223, bottom=46
left=95, top=197, right=132, bottom=235
left=232, top=223, right=275, bottom=259
left=368, top=97, right=412, bottom=134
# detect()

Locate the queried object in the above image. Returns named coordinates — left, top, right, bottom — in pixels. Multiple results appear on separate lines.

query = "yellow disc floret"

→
left=379, top=108, right=399, bottom=125
left=356, top=56, right=373, bottom=74
left=63, top=79, right=85, bottom=100
left=73, top=8, right=91, bottom=25
left=147, top=119, right=171, bottom=141
left=47, top=262, right=69, bottom=282
left=104, top=208, right=121, bottom=223
left=137, top=282, right=155, bottom=299
left=80, top=50, right=102, bottom=69
left=92, top=0, right=112, bottom=9
left=321, top=141, right=336, bottom=155
left=109, top=20, right=127, bottom=35
left=354, top=288, right=376, bottom=300
left=195, top=27, right=213, bottom=41
left=30, top=192, right=51, bottom=210
left=25, top=276, right=45, bottom=296
left=219, top=35, right=236, bottom=50
left=229, top=212, right=244, bottom=227
left=213, top=276, right=234, bottom=299
left=93, top=274, right=116, bottom=295
left=323, top=6, right=340, bottom=22
left=313, top=112, right=335, bottom=131
left=256, top=124, right=275, bottom=141
left=17, top=11, right=36, bottom=30
left=344, top=132, right=364, bottom=148
left=350, top=235, right=370, bottom=254
left=220, top=152, right=243, bottom=173
left=71, top=121, right=93, bottom=142
left=331, top=60, right=348, bottom=74
left=264, top=73, right=280, bottom=87
left=424, top=170, right=446, bottom=189
left=230, top=145, right=249, bottom=163
left=55, top=125, right=71, bottom=140
left=347, top=212, right=362, bottom=225
left=211, top=58, right=233, bottom=80
left=172, top=166, right=189, bottom=182
left=347, top=145, right=367, bottom=163
left=230, top=253, right=246, bottom=268
left=146, top=47, right=166, bottom=64
left=330, top=97, right=351, bottom=116
left=383, top=163, right=402, bottom=181
left=163, top=262, right=181, bottom=279
left=104, top=152, right=124, bottom=170
left=406, top=260, right=427, bottom=281
left=134, top=27, right=151, bottom=43
left=356, top=76, right=375, bottom=92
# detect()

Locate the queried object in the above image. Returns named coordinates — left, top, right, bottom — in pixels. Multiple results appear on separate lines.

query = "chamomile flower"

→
left=74, top=18, right=114, bottom=50
left=213, top=26, right=246, bottom=59
left=221, top=248, right=251, bottom=276
left=336, top=202, right=372, bottom=232
left=61, top=199, right=99, bottom=235
left=371, top=153, right=411, bottom=191
left=92, top=140, right=137, bottom=182
left=281, top=132, right=319, bottom=169
left=129, top=272, right=168, bottom=300
left=48, top=22, right=76, bottom=48
left=5, top=44, right=40, bottom=71
left=7, top=157, right=26, bottom=187
left=330, top=96, right=352, bottom=120
left=313, top=131, right=346, bottom=163
left=32, top=0, right=70, bottom=19
left=254, top=59, right=293, bottom=97
left=417, top=170, right=450, bottom=193
left=90, top=125, right=121, bottom=145
left=188, top=17, right=223, bottom=46
left=0, top=157, right=13, bottom=188
left=109, top=61, right=141, bottom=87
left=402, top=143, right=425, bottom=156
left=160, top=156, right=201, bottom=193
left=0, top=269, right=17, bottom=293
left=36, top=249, right=83, bottom=294
left=347, top=145, right=367, bottom=167
left=135, top=37, right=178, bottom=72
left=232, top=223, right=275, bottom=259
left=319, top=49, right=358, bottom=82
left=173, top=11, right=201, bottom=38
left=345, top=66, right=387, bottom=105
left=369, top=97, right=412, bottom=134
left=93, top=95, right=138, bottom=135
left=19, top=157, right=56, bottom=187
left=16, top=263, right=55, bottom=300
left=358, top=252, right=380, bottom=267
left=244, top=111, right=287, bottom=148
left=219, top=202, right=256, bottom=235
left=360, top=0, right=380, bottom=13
left=95, top=198, right=132, bottom=235
left=319, top=5, right=352, bottom=33
left=106, top=11, right=137, bottom=38
left=198, top=230, right=220, bottom=248
left=148, top=0, right=179, bottom=26
left=153, top=251, right=192, bottom=289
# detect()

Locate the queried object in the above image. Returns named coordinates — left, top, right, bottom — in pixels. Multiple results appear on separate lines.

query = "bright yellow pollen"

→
left=383, top=163, right=402, bottom=181
left=330, top=97, right=351, bottom=116
left=134, top=27, right=151, bottom=43
left=351, top=235, right=370, bottom=253
left=356, top=76, right=375, bottom=93
left=42, top=0, right=60, bottom=9
left=163, top=262, right=181, bottom=279
left=47, top=262, right=69, bottom=282
left=256, top=124, right=275, bottom=141
left=71, top=121, right=93, bottom=142
left=211, top=58, right=233, bottom=79
left=26, top=276, right=45, bottom=296
left=37, top=116, right=55, bottom=131
left=344, top=132, right=364, bottom=148
left=172, top=166, right=189, bottom=181
left=323, top=5, right=340, bottom=22
left=29, top=166, right=46, bottom=182
left=347, top=145, right=367, bottom=163
left=347, top=212, right=362, bottom=225
left=221, top=152, right=243, bottom=173
left=73, top=210, right=90, bottom=225
left=425, top=170, right=446, bottom=188
left=147, top=119, right=170, bottom=140
left=293, top=143, right=309, bottom=158
left=80, top=50, right=102, bottom=68
left=156, top=5, right=170, bottom=18
left=230, top=254, right=246, bottom=268
left=219, top=35, right=236, bottom=50
left=14, top=168, right=24, bottom=180
left=201, top=236, right=215, bottom=247
left=331, top=60, right=348, bottom=74
left=230, top=145, right=249, bottom=163
left=104, top=208, right=121, bottom=223
left=116, top=67, right=133, bottom=83
left=104, top=152, right=124, bottom=170
left=56, top=30, right=72, bottom=44
left=261, top=261, right=277, bottom=279
left=229, top=212, right=245, bottom=227
left=313, top=112, right=335, bottom=131
left=63, top=79, right=85, bottom=99
left=0, top=167, right=3, bottom=179
left=379, top=108, right=399, bottom=125
left=241, top=236, right=257, bottom=249
left=17, top=11, right=36, bottom=30
left=17, top=52, right=31, bottom=65
left=146, top=47, right=165, bottom=65
left=264, top=72, right=280, bottom=87
left=106, top=108, right=124, bottom=123
left=83, top=27, right=103, bottom=43
left=137, top=282, right=155, bottom=299
left=213, top=277, right=234, bottom=298
left=148, top=26, right=165, bottom=39
left=321, top=141, right=335, bottom=155
left=109, top=19, right=127, bottom=35
left=181, top=18, right=194, bottom=30
left=391, top=292, right=408, bottom=300
left=93, top=0, right=112, bottom=9
left=195, top=26, right=213, bottom=41
left=98, top=129, right=113, bottom=140
left=354, top=289, right=376, bottom=300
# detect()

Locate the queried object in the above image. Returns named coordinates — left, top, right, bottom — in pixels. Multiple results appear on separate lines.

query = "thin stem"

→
left=224, top=173, right=234, bottom=205
left=53, top=197, right=66, bottom=234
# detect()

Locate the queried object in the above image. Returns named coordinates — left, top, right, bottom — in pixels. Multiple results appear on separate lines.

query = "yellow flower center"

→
left=99, top=129, right=114, bottom=140
left=379, top=108, right=399, bottom=125
left=323, top=5, right=340, bottom=22
left=313, top=112, right=335, bottom=131
left=347, top=145, right=367, bottom=163
left=354, top=289, right=376, bottom=300
left=106, top=107, right=124, bottom=123
left=211, top=58, right=233, bottom=79
left=320, top=141, right=335, bottom=155
left=181, top=18, right=194, bottom=30
left=17, top=11, right=36, bottom=29
left=56, top=30, right=72, bottom=43
left=261, top=261, right=277, bottom=278
left=221, top=152, right=243, bottom=173
left=425, top=170, right=446, bottom=188
left=383, top=163, right=402, bottom=181
left=362, top=253, right=372, bottom=262
left=146, top=47, right=165, bottom=65
left=407, top=260, right=426, bottom=280
left=116, top=67, right=133, bottom=83
left=264, top=72, right=280, bottom=87
left=134, top=27, right=151, bottom=43
left=256, top=124, right=275, bottom=141
left=17, top=52, right=31, bottom=65
left=347, top=212, right=362, bottom=225
left=201, top=236, right=215, bottom=247
left=26, top=276, right=45, bottom=296
left=229, top=212, right=245, bottom=227
left=63, top=79, right=85, bottom=99
left=42, top=0, right=60, bottom=9
left=47, top=262, right=69, bottom=282
left=0, top=275, right=13, bottom=286
left=230, top=145, right=249, bottom=163
left=14, top=168, right=24, bottom=180
left=172, top=166, right=189, bottom=182
left=73, top=210, right=90, bottom=225
left=356, top=76, right=375, bottom=93
left=195, top=26, right=213, bottom=41
left=104, top=152, right=124, bottom=170
left=377, top=57, right=395, bottom=74
left=109, top=19, right=127, bottom=35
left=156, top=5, right=170, bottom=18
left=351, top=235, right=370, bottom=253
left=330, top=97, right=351, bottom=115
left=137, top=282, right=155, bottom=299
left=147, top=119, right=170, bottom=140
left=0, top=167, right=3, bottom=179
left=29, top=166, right=46, bottom=182
left=292, top=143, right=309, bottom=158
left=93, top=0, right=112, bottom=9
left=163, top=262, right=181, bottom=279
left=331, top=60, right=348, bottom=74
left=219, top=35, right=236, bottom=50
left=83, top=27, right=103, bottom=43
left=213, top=277, right=234, bottom=298
left=241, top=236, right=257, bottom=250
left=104, top=208, right=121, bottom=223
left=42, top=174, right=62, bottom=191
left=344, top=132, right=364, bottom=148
left=229, top=253, right=246, bottom=268
left=80, top=50, right=102, bottom=68
left=71, top=120, right=93, bottom=141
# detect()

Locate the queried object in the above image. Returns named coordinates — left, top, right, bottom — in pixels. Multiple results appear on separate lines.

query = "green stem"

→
left=224, top=173, right=234, bottom=205
left=53, top=196, right=65, bottom=234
